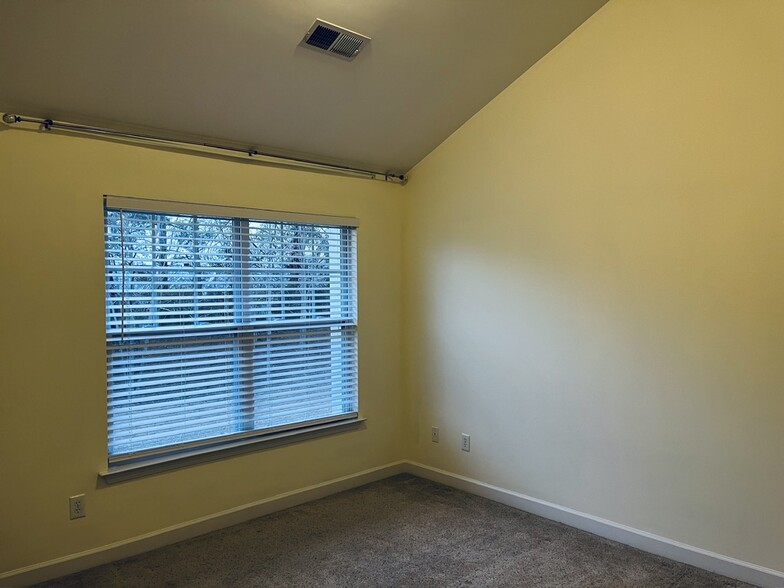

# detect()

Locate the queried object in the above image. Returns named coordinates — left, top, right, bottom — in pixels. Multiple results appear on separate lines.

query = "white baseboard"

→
left=405, top=461, right=784, bottom=588
left=0, top=461, right=407, bottom=587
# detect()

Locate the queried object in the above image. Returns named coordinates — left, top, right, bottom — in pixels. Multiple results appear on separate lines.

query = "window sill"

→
left=99, top=417, right=366, bottom=485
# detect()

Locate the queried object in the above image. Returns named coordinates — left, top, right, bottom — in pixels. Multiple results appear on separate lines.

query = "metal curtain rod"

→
left=1, top=113, right=408, bottom=185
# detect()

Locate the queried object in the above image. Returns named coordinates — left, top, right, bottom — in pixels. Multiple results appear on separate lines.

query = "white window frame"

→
left=101, top=196, right=360, bottom=481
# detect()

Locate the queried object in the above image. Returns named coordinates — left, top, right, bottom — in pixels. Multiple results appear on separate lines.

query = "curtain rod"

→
left=2, top=113, right=408, bottom=185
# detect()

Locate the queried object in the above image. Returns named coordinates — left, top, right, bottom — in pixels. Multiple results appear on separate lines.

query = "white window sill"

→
left=99, top=417, right=366, bottom=484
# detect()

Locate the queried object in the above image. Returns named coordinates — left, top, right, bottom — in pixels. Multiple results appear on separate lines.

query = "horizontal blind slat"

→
left=109, top=362, right=353, bottom=403
left=109, top=383, right=358, bottom=422
left=109, top=392, right=357, bottom=444
left=107, top=328, right=355, bottom=360
left=110, top=389, right=356, bottom=432
left=107, top=321, right=356, bottom=342
left=108, top=355, right=356, bottom=393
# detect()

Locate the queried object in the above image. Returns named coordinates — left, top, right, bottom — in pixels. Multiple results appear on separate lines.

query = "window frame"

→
left=101, top=196, right=362, bottom=482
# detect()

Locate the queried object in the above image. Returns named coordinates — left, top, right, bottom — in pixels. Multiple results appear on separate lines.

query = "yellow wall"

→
left=404, top=0, right=784, bottom=573
left=0, top=129, right=404, bottom=573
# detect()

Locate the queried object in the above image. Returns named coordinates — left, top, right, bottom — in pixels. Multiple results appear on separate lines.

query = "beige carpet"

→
left=37, top=474, right=754, bottom=587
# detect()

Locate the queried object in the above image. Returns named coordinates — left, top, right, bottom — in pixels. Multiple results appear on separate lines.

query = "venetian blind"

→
left=104, top=196, right=358, bottom=464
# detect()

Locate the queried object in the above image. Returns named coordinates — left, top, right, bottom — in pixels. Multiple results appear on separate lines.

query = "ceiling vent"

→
left=300, top=19, right=370, bottom=61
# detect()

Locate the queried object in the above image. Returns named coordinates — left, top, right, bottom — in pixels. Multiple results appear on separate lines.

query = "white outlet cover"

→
left=69, top=494, right=86, bottom=519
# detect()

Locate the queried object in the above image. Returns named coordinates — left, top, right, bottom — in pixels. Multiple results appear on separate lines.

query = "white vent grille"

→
left=300, top=19, right=370, bottom=61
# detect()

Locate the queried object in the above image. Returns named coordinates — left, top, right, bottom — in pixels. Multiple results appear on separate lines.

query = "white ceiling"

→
left=0, top=0, right=608, bottom=174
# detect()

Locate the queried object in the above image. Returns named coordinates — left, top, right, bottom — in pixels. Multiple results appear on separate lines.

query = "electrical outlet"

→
left=461, top=433, right=471, bottom=452
left=69, top=494, right=86, bottom=520
left=431, top=426, right=440, bottom=443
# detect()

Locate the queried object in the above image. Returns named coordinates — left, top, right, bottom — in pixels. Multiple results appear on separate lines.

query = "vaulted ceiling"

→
left=0, top=1, right=608, bottom=174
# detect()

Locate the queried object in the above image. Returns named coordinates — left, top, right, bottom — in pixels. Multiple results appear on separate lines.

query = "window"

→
left=104, top=196, right=358, bottom=467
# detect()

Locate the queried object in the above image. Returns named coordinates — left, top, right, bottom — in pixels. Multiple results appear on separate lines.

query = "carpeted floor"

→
left=37, top=474, right=754, bottom=587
